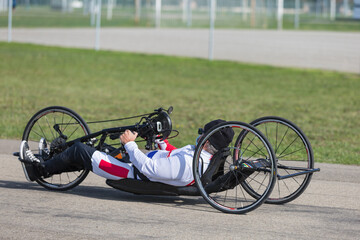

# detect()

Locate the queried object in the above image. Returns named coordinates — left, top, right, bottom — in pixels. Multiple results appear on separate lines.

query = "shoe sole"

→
left=19, top=140, right=34, bottom=182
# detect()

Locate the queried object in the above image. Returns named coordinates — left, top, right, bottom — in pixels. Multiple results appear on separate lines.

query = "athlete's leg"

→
left=43, top=141, right=95, bottom=175
left=90, top=150, right=134, bottom=180
left=42, top=141, right=134, bottom=180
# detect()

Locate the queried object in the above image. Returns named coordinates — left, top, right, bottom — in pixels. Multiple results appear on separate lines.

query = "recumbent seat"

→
left=106, top=147, right=248, bottom=196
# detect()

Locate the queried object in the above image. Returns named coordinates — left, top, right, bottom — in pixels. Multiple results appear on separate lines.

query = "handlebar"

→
left=62, top=107, right=174, bottom=150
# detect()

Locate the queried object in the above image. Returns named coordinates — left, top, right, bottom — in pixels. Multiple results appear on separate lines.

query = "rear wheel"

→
left=248, top=116, right=314, bottom=204
left=193, top=121, right=276, bottom=214
left=22, top=106, right=91, bottom=191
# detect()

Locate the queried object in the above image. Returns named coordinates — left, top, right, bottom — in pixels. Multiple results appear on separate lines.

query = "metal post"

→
left=209, top=0, right=215, bottom=60
left=187, top=0, right=192, bottom=27
left=135, top=0, right=141, bottom=23
left=90, top=0, right=95, bottom=26
left=250, top=0, right=255, bottom=27
left=95, top=0, right=102, bottom=50
left=25, top=0, right=30, bottom=10
left=8, top=0, right=13, bottom=42
left=182, top=0, right=187, bottom=23
left=330, top=0, right=336, bottom=20
left=294, top=0, right=300, bottom=29
left=68, top=0, right=73, bottom=13
left=242, top=0, right=248, bottom=21
left=155, top=0, right=161, bottom=28
left=277, top=0, right=283, bottom=30
left=266, top=0, right=271, bottom=17
left=316, top=0, right=320, bottom=18
left=62, top=0, right=67, bottom=13
left=107, top=0, right=113, bottom=20
left=322, top=0, right=327, bottom=18
left=344, top=0, right=350, bottom=16
left=84, top=0, right=88, bottom=15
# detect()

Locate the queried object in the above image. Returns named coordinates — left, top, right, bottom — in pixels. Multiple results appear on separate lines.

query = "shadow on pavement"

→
left=0, top=179, right=213, bottom=213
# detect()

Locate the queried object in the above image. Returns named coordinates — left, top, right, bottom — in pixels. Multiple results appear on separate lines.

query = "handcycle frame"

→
left=56, top=107, right=174, bottom=152
left=17, top=106, right=320, bottom=214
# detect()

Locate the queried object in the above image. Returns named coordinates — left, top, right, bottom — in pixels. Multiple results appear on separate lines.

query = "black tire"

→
left=193, top=121, right=277, bottom=214
left=22, top=106, right=91, bottom=191
left=245, top=116, right=314, bottom=204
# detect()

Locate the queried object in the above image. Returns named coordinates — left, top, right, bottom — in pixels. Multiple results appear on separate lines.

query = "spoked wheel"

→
left=193, top=121, right=276, bottom=214
left=246, top=116, right=314, bottom=204
left=22, top=106, right=91, bottom=191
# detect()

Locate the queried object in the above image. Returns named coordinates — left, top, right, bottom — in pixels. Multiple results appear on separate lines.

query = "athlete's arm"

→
left=121, top=130, right=186, bottom=182
left=124, top=141, right=185, bottom=181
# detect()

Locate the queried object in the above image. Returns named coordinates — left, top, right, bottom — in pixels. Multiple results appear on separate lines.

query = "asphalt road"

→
left=1, top=28, right=359, bottom=73
left=0, top=139, right=359, bottom=239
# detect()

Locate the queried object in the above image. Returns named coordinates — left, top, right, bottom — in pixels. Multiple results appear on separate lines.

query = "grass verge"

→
left=0, top=42, right=359, bottom=165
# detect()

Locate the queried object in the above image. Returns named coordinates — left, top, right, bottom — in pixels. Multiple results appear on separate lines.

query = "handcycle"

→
left=15, top=106, right=319, bottom=214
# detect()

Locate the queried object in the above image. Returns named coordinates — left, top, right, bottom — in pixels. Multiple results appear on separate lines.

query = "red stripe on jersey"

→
left=186, top=180, right=195, bottom=186
left=164, top=140, right=177, bottom=152
left=99, top=160, right=129, bottom=178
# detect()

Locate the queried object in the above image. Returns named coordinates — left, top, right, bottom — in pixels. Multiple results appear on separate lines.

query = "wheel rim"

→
left=193, top=122, right=276, bottom=214
left=24, top=108, right=90, bottom=190
left=250, top=118, right=313, bottom=203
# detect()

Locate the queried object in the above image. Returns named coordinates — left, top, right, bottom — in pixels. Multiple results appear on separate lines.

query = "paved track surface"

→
left=0, top=139, right=359, bottom=239
left=1, top=28, right=360, bottom=73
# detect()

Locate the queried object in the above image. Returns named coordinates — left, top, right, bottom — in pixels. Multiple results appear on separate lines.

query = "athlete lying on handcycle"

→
left=16, top=106, right=318, bottom=214
left=19, top=119, right=235, bottom=187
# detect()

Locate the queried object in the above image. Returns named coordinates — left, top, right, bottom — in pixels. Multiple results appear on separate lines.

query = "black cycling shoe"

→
left=19, top=141, right=43, bottom=181
left=238, top=158, right=271, bottom=181
left=241, top=159, right=270, bottom=170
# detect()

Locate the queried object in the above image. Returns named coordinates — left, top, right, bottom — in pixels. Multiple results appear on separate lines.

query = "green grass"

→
left=0, top=42, right=359, bottom=165
left=1, top=6, right=360, bottom=31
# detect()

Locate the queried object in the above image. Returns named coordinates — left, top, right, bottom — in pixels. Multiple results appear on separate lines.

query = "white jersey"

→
left=90, top=140, right=212, bottom=187
left=125, top=142, right=212, bottom=186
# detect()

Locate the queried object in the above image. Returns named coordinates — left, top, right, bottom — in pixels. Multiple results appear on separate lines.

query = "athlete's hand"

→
left=120, top=130, right=138, bottom=145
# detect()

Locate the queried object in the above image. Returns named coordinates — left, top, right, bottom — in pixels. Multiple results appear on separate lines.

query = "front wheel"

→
left=193, top=121, right=277, bottom=214
left=22, top=106, right=91, bottom=191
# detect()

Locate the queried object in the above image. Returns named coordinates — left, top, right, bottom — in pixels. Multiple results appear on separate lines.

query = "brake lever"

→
left=110, top=133, right=121, bottom=140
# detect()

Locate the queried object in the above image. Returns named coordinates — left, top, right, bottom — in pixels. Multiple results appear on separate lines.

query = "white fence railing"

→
left=2, top=0, right=360, bottom=61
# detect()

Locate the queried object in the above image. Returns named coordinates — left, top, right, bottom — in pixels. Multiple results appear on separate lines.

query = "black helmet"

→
left=203, top=119, right=235, bottom=150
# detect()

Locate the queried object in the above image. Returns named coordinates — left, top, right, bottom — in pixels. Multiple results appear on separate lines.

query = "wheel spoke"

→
left=277, top=136, right=300, bottom=159
left=257, top=174, right=268, bottom=192
left=265, top=123, right=270, bottom=146
left=245, top=136, right=267, bottom=158
left=245, top=173, right=268, bottom=189
left=275, top=122, right=279, bottom=153
left=61, top=112, right=65, bottom=132
left=67, top=125, right=80, bottom=140
left=280, top=178, right=292, bottom=194
left=245, top=171, right=260, bottom=184
left=275, top=127, right=289, bottom=155
left=281, top=168, right=301, bottom=186
left=244, top=146, right=266, bottom=161
left=45, top=115, right=56, bottom=139
left=61, top=116, right=75, bottom=133
left=278, top=147, right=304, bottom=160
left=241, top=134, right=256, bottom=155
left=36, top=121, right=50, bottom=142
left=30, top=129, right=45, bottom=140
